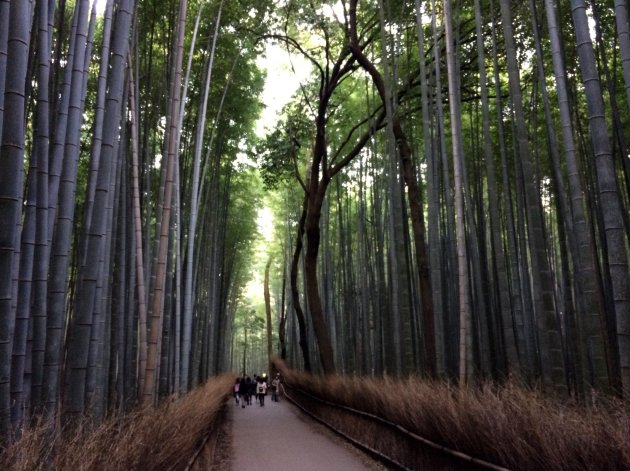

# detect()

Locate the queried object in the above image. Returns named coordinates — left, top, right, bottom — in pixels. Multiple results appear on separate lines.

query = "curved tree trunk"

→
left=304, top=189, right=336, bottom=374
left=350, top=0, right=436, bottom=377
left=303, top=100, right=338, bottom=375
left=290, top=196, right=311, bottom=371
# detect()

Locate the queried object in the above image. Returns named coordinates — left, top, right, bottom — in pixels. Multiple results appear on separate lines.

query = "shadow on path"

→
left=229, top=395, right=380, bottom=470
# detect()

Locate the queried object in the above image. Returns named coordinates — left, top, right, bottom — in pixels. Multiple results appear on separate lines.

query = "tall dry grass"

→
left=0, top=374, right=235, bottom=471
left=274, top=358, right=630, bottom=470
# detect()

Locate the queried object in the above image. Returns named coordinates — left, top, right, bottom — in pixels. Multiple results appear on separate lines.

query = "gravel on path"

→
left=228, top=395, right=385, bottom=471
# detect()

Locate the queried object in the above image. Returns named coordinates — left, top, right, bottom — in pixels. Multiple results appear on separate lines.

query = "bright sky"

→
left=92, top=0, right=106, bottom=15
left=251, top=38, right=312, bottom=248
left=255, top=41, right=312, bottom=137
left=87, top=1, right=310, bottom=302
left=247, top=40, right=312, bottom=305
left=244, top=206, right=275, bottom=302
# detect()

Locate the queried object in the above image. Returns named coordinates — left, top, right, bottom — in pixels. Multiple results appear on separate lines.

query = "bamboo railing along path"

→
left=271, top=359, right=630, bottom=471
left=280, top=382, right=508, bottom=471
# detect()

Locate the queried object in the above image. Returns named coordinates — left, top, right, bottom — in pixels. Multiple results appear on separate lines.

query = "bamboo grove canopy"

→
left=0, top=0, right=629, bottom=441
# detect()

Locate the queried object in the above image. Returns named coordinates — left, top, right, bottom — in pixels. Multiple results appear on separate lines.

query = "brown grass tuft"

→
left=0, top=374, right=235, bottom=471
left=273, top=358, right=630, bottom=470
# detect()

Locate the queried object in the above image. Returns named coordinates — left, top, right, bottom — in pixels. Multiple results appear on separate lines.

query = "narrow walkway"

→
left=229, top=395, right=381, bottom=470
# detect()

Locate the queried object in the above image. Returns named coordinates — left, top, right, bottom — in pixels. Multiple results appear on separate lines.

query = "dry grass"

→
left=273, top=358, right=630, bottom=470
left=0, top=374, right=235, bottom=471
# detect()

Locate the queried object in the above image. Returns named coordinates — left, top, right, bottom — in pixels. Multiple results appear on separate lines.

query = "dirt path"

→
left=229, top=395, right=384, bottom=471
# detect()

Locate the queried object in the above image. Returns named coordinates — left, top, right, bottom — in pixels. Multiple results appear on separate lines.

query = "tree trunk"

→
left=571, top=0, right=630, bottom=397
left=615, top=0, right=630, bottom=116
left=544, top=0, right=610, bottom=394
left=304, top=174, right=336, bottom=374
left=127, top=58, right=148, bottom=401
left=431, top=0, right=457, bottom=375
left=64, top=0, right=132, bottom=420
left=279, top=259, right=288, bottom=361
left=182, top=0, right=223, bottom=392
left=264, top=258, right=273, bottom=376
left=442, top=0, right=472, bottom=385
left=0, top=0, right=9, bottom=140
left=11, top=0, right=54, bottom=424
left=290, top=196, right=312, bottom=371
left=0, top=0, right=33, bottom=435
left=499, top=0, right=566, bottom=393
left=472, top=0, right=515, bottom=379
left=144, top=0, right=187, bottom=404
left=350, top=0, right=436, bottom=377
left=30, top=0, right=60, bottom=418
left=43, top=0, right=90, bottom=418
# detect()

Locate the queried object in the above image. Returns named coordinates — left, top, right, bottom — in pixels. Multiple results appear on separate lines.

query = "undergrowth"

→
left=6, top=362, right=627, bottom=470
left=0, top=374, right=235, bottom=471
left=274, top=358, right=630, bottom=470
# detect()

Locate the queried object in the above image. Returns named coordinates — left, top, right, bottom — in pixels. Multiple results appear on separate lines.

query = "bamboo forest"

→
left=1, top=0, right=630, bottom=451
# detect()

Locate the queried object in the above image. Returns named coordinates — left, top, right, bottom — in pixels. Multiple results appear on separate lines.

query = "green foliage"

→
left=226, top=166, right=262, bottom=252
left=257, top=100, right=312, bottom=189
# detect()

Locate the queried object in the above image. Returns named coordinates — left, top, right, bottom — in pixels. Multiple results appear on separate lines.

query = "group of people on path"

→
left=233, top=373, right=281, bottom=407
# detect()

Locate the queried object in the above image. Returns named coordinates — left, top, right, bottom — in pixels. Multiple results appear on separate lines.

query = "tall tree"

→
left=472, top=0, right=515, bottom=378
left=264, top=258, right=273, bottom=375
left=31, top=0, right=56, bottom=414
left=542, top=0, right=609, bottom=394
left=498, top=0, right=566, bottom=393
left=290, top=196, right=312, bottom=371
left=442, top=0, right=471, bottom=384
left=64, top=0, right=133, bottom=421
left=571, top=0, right=630, bottom=397
left=268, top=4, right=387, bottom=374
left=615, top=0, right=630, bottom=115
left=0, top=0, right=32, bottom=436
left=349, top=0, right=436, bottom=377
left=144, top=0, right=188, bottom=403
left=0, top=0, right=8, bottom=140
left=127, top=56, right=148, bottom=405
left=182, top=0, right=224, bottom=391
left=44, top=0, right=93, bottom=418
left=11, top=0, right=56, bottom=423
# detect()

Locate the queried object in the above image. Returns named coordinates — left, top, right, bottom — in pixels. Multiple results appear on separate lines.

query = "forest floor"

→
left=220, top=394, right=388, bottom=471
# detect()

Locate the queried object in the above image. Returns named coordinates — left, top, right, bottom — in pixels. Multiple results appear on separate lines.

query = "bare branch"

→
left=259, top=33, right=325, bottom=78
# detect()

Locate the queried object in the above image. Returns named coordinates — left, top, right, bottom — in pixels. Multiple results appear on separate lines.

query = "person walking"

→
left=252, top=375, right=259, bottom=404
left=271, top=374, right=280, bottom=402
left=239, top=376, right=249, bottom=408
left=256, top=378, right=267, bottom=406
left=247, top=376, right=256, bottom=405
left=234, top=378, right=241, bottom=405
